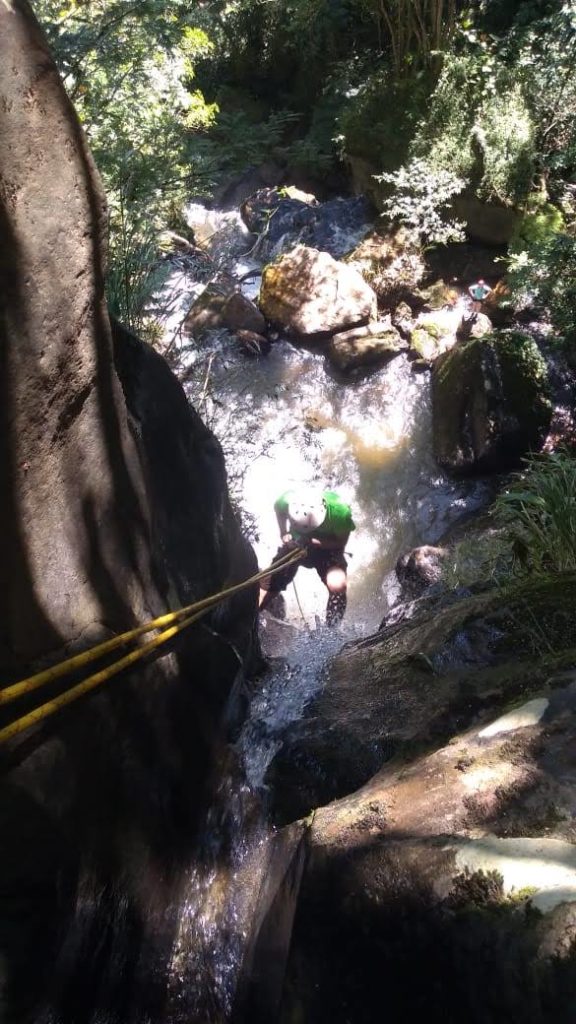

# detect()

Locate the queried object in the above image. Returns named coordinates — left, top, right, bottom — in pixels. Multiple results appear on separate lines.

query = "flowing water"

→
left=154, top=201, right=493, bottom=1021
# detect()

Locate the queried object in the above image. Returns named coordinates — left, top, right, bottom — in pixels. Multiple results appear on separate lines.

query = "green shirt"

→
left=275, top=490, right=355, bottom=543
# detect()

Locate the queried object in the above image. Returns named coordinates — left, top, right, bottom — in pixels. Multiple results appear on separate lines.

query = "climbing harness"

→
left=0, top=546, right=305, bottom=746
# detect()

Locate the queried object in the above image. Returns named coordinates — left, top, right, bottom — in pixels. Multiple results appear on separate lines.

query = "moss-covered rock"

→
left=326, top=320, right=406, bottom=372
left=344, top=228, right=425, bottom=308
left=433, top=330, right=552, bottom=474
left=410, top=314, right=453, bottom=363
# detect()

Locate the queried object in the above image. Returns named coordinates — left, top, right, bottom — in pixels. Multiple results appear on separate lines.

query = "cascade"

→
left=151, top=199, right=492, bottom=1021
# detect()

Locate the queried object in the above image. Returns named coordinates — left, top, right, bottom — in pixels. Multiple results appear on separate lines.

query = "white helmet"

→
left=287, top=491, right=326, bottom=533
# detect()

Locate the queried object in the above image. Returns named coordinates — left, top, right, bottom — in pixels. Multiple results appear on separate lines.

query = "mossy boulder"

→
left=344, top=228, right=425, bottom=308
left=326, top=320, right=406, bottom=372
left=410, top=314, right=453, bottom=363
left=259, top=245, right=377, bottom=337
left=432, top=331, right=552, bottom=474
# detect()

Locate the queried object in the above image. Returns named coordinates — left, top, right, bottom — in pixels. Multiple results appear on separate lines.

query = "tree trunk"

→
left=0, top=0, right=159, bottom=675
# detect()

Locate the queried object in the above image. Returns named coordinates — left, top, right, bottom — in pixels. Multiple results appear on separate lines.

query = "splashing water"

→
left=160, top=203, right=493, bottom=1021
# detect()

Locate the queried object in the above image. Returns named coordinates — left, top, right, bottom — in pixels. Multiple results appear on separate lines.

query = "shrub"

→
left=493, top=451, right=576, bottom=575
left=106, top=207, right=171, bottom=341
left=375, top=158, right=466, bottom=246
left=506, top=233, right=576, bottom=343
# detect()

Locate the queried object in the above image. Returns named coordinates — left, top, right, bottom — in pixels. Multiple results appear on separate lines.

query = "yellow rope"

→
left=0, top=609, right=205, bottom=745
left=0, top=546, right=304, bottom=745
left=0, top=546, right=303, bottom=708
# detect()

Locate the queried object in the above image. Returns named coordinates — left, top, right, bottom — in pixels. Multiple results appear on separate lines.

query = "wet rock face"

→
left=0, top=11, right=257, bottom=1022
left=326, top=320, right=407, bottom=372
left=260, top=245, right=377, bottom=337
left=267, top=574, right=576, bottom=823
left=241, top=190, right=373, bottom=260
left=395, top=544, right=447, bottom=599
left=282, top=674, right=576, bottom=1023
left=432, top=331, right=552, bottom=474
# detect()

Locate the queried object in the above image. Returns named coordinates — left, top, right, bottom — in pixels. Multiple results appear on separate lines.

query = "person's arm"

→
left=273, top=495, right=292, bottom=542
left=275, top=506, right=292, bottom=542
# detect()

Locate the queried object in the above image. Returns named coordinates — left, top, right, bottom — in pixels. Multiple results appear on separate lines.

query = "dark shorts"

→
left=261, top=541, right=348, bottom=593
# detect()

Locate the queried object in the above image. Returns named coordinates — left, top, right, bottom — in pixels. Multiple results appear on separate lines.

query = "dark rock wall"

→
left=0, top=6, right=257, bottom=1022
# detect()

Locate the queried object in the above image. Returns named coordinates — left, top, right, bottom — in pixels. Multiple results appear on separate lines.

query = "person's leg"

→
left=312, top=549, right=349, bottom=627
left=259, top=541, right=300, bottom=611
left=325, top=566, right=347, bottom=626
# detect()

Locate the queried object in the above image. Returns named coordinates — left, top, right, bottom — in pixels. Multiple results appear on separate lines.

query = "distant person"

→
left=259, top=488, right=355, bottom=626
left=468, top=278, right=492, bottom=314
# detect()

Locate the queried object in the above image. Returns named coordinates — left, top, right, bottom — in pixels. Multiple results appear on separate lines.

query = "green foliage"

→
left=193, top=109, right=300, bottom=181
left=494, top=451, right=576, bottom=575
left=337, top=70, right=427, bottom=170
left=34, top=0, right=217, bottom=215
left=475, top=86, right=536, bottom=204
left=506, top=233, right=576, bottom=343
left=376, top=158, right=466, bottom=246
left=106, top=203, right=170, bottom=341
left=410, top=48, right=538, bottom=206
left=511, top=198, right=565, bottom=251
left=441, top=530, right=513, bottom=589
left=355, top=0, right=459, bottom=78
left=33, top=0, right=218, bottom=325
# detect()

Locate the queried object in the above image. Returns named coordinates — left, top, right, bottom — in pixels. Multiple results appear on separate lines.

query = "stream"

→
left=152, top=198, right=494, bottom=1021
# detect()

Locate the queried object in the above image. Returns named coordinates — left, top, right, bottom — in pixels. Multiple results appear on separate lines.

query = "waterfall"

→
left=152, top=199, right=493, bottom=1020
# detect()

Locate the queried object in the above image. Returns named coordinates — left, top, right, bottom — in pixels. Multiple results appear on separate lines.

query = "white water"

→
left=157, top=202, right=492, bottom=1021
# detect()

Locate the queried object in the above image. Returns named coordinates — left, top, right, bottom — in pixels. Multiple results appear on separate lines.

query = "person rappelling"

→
left=259, top=488, right=355, bottom=626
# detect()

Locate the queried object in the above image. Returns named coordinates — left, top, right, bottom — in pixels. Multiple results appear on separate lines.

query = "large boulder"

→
left=344, top=228, right=426, bottom=308
left=0, top=10, right=257, bottom=1022
left=267, top=574, right=576, bottom=823
left=452, top=192, right=521, bottom=245
left=241, top=186, right=317, bottom=233
left=184, top=280, right=235, bottom=337
left=282, top=670, right=576, bottom=1024
left=223, top=291, right=267, bottom=335
left=432, top=331, right=552, bottom=474
left=241, top=190, right=373, bottom=259
left=259, top=245, right=377, bottom=337
left=326, top=320, right=406, bottom=373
